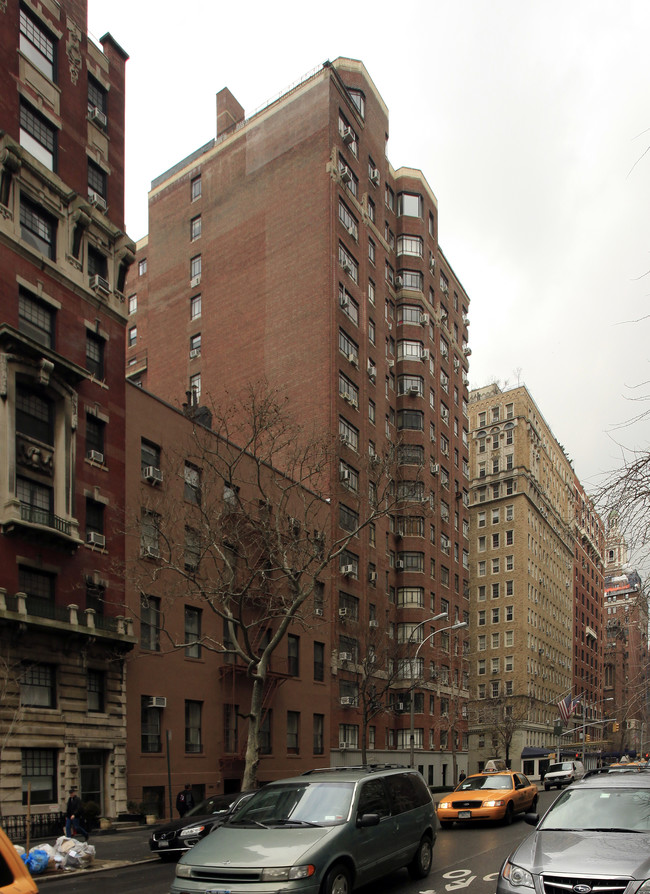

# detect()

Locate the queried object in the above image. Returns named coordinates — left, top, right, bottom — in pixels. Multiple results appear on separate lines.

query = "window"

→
left=313, top=642, right=325, bottom=683
left=190, top=333, right=201, bottom=357
left=397, top=235, right=423, bottom=257
left=20, top=101, right=56, bottom=171
left=190, top=255, right=201, bottom=280
left=128, top=293, right=137, bottom=315
left=338, top=111, right=358, bottom=156
left=397, top=374, right=423, bottom=396
left=190, top=215, right=202, bottom=242
left=260, top=711, right=272, bottom=755
left=20, top=664, right=55, bottom=707
left=88, top=160, right=107, bottom=201
left=338, top=243, right=359, bottom=283
left=339, top=416, right=359, bottom=450
left=88, top=669, right=105, bottom=713
left=313, top=714, right=324, bottom=754
left=397, top=409, right=424, bottom=431
left=287, top=711, right=300, bottom=753
left=138, top=258, right=147, bottom=276
left=86, top=331, right=105, bottom=378
left=189, top=372, right=201, bottom=402
left=399, top=270, right=423, bottom=291
left=88, top=75, right=107, bottom=123
left=17, top=476, right=52, bottom=526
left=141, top=695, right=162, bottom=752
left=224, top=704, right=238, bottom=752
left=185, top=700, right=202, bottom=753
left=397, top=339, right=423, bottom=361
left=22, top=749, right=56, bottom=805
left=86, top=414, right=105, bottom=460
left=397, top=192, right=423, bottom=218
left=141, top=594, right=161, bottom=651
left=85, top=497, right=104, bottom=540
left=184, top=462, right=201, bottom=504
left=20, top=195, right=55, bottom=257
left=20, top=8, right=56, bottom=81
left=190, top=294, right=202, bottom=320
left=185, top=606, right=201, bottom=658
left=18, top=289, right=54, bottom=348
left=338, top=199, right=358, bottom=240
left=288, top=634, right=300, bottom=676
left=191, top=175, right=202, bottom=200
left=339, top=155, right=358, bottom=196
left=347, top=88, right=365, bottom=117
left=128, top=326, right=137, bottom=348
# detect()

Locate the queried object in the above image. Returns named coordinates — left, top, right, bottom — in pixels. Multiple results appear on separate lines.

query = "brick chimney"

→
left=216, top=88, right=245, bottom=138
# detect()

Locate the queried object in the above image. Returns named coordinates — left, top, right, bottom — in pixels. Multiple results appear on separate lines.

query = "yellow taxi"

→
left=437, top=770, right=538, bottom=827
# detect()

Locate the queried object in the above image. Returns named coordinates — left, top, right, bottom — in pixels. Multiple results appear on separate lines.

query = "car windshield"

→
left=230, top=782, right=354, bottom=827
left=547, top=763, right=573, bottom=773
left=456, top=775, right=513, bottom=792
left=539, top=787, right=650, bottom=832
left=187, top=794, right=238, bottom=817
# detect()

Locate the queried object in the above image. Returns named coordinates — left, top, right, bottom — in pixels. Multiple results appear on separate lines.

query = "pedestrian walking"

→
left=176, top=783, right=195, bottom=818
left=64, top=787, right=89, bottom=839
left=459, top=771, right=466, bottom=783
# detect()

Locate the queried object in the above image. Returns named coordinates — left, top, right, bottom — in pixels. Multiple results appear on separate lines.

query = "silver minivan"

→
left=171, top=765, right=437, bottom=894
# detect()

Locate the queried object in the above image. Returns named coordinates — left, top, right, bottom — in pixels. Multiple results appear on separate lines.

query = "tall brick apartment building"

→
left=467, top=384, right=606, bottom=775
left=0, top=1, right=135, bottom=818
left=126, top=58, right=471, bottom=786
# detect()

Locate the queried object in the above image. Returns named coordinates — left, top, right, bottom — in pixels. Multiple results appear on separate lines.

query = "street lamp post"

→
left=581, top=697, right=614, bottom=764
left=409, top=620, right=468, bottom=769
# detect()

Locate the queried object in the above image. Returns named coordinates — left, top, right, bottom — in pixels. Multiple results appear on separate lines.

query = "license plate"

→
left=158, top=840, right=169, bottom=847
left=205, top=890, right=231, bottom=894
left=458, top=810, right=471, bottom=818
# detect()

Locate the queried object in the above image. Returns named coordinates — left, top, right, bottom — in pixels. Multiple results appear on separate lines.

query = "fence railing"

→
left=1, top=811, right=66, bottom=843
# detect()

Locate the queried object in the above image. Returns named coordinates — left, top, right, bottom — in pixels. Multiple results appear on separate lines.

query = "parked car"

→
left=543, top=759, right=584, bottom=790
left=437, top=770, right=538, bottom=827
left=0, top=824, right=38, bottom=894
left=497, top=772, right=650, bottom=894
left=150, top=791, right=254, bottom=860
left=172, top=765, right=437, bottom=894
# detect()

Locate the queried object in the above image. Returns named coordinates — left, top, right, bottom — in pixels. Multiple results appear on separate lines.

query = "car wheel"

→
left=408, top=835, right=433, bottom=880
left=158, top=852, right=178, bottom=863
left=531, top=795, right=538, bottom=811
left=439, top=821, right=453, bottom=829
left=321, top=862, right=352, bottom=894
left=503, top=802, right=514, bottom=825
left=544, top=784, right=550, bottom=791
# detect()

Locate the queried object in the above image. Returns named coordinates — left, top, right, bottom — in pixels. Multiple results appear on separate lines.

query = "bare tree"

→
left=128, top=384, right=415, bottom=789
left=468, top=695, right=532, bottom=767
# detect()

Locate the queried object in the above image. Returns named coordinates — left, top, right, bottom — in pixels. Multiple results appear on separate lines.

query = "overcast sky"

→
left=88, top=0, right=650, bottom=556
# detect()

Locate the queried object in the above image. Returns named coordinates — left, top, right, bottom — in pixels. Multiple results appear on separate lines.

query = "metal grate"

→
left=542, top=876, right=630, bottom=894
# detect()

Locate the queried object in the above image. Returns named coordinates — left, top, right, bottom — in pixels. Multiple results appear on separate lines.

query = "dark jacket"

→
left=65, top=795, right=82, bottom=819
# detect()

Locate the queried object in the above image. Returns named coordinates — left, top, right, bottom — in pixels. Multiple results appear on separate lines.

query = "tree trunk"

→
left=241, top=673, right=265, bottom=790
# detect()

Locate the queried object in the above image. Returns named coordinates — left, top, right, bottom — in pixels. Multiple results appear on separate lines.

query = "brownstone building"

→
left=126, top=58, right=471, bottom=786
left=0, top=0, right=135, bottom=818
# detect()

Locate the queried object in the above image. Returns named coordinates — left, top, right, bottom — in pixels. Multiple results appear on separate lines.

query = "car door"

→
left=514, top=773, right=534, bottom=811
left=353, top=777, right=396, bottom=885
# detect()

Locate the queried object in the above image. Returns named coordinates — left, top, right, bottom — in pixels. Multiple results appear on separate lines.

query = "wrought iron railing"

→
left=1, top=811, right=66, bottom=842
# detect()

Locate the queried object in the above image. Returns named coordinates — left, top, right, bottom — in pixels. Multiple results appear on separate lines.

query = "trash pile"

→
left=15, top=836, right=96, bottom=874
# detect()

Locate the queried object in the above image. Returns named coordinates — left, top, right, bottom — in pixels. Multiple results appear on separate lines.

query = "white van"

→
left=543, top=760, right=585, bottom=790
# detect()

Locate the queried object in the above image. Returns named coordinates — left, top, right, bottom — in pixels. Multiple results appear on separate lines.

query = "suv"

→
left=172, top=765, right=437, bottom=894
left=543, top=759, right=584, bottom=790
left=497, top=770, right=650, bottom=894
left=150, top=790, right=254, bottom=860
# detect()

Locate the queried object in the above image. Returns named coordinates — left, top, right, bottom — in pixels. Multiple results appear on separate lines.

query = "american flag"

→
left=558, top=694, right=581, bottom=723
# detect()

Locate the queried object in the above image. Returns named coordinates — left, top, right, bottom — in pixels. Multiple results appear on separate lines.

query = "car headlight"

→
left=176, top=864, right=192, bottom=878
left=501, top=860, right=534, bottom=889
left=179, top=825, right=205, bottom=838
left=635, top=881, right=650, bottom=894
left=438, top=801, right=450, bottom=809
left=261, top=865, right=315, bottom=881
left=484, top=799, right=506, bottom=808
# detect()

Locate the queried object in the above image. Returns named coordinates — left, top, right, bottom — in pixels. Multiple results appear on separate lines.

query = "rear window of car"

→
left=385, top=773, right=431, bottom=812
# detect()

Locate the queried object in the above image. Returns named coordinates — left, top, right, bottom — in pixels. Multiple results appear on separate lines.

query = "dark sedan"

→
left=149, top=791, right=254, bottom=860
left=497, top=772, right=650, bottom=894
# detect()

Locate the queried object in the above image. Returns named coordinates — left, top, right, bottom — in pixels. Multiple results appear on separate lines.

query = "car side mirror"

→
left=524, top=813, right=539, bottom=827
left=357, top=812, right=381, bottom=827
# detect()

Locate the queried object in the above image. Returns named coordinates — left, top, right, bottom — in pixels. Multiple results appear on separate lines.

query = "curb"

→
left=37, top=857, right=158, bottom=882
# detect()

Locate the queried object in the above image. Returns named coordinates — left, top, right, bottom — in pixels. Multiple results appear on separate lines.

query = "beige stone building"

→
left=467, top=384, right=575, bottom=772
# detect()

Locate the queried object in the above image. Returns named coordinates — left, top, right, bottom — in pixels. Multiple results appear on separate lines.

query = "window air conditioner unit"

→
left=340, top=294, right=350, bottom=309
left=462, top=314, right=470, bottom=325
left=370, top=167, right=380, bottom=185
left=190, top=274, right=201, bottom=288
left=339, top=652, right=353, bottom=662
left=340, top=468, right=351, bottom=482
left=142, top=465, right=163, bottom=484
left=453, top=357, right=460, bottom=370
left=408, top=386, right=420, bottom=396
left=395, top=276, right=403, bottom=289
left=87, top=189, right=108, bottom=212
left=429, top=257, right=436, bottom=270
left=421, top=349, right=429, bottom=362
left=341, top=259, right=352, bottom=275
left=368, top=571, right=378, bottom=583
left=339, top=434, right=350, bottom=446
left=347, top=352, right=358, bottom=367
left=420, top=313, right=429, bottom=325
left=86, top=531, right=105, bottom=548
left=340, top=165, right=352, bottom=183
left=462, top=374, right=469, bottom=386
left=347, top=224, right=357, bottom=239
left=431, top=463, right=440, bottom=475
left=87, top=106, right=108, bottom=128
left=396, top=702, right=405, bottom=711
left=367, top=361, right=377, bottom=379
left=89, top=274, right=110, bottom=295
left=142, top=545, right=161, bottom=559
left=86, top=449, right=104, bottom=464
left=369, top=451, right=380, bottom=464
left=339, top=740, right=348, bottom=749
left=341, top=564, right=354, bottom=576
left=387, top=359, right=395, bottom=368
left=463, top=346, right=472, bottom=356
left=147, top=696, right=167, bottom=709
left=441, top=282, right=449, bottom=294
left=189, top=348, right=201, bottom=359
left=314, top=608, right=324, bottom=617
left=338, top=608, right=348, bottom=618
left=369, top=619, right=379, bottom=627
left=395, top=560, right=405, bottom=571
left=342, top=126, right=355, bottom=144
